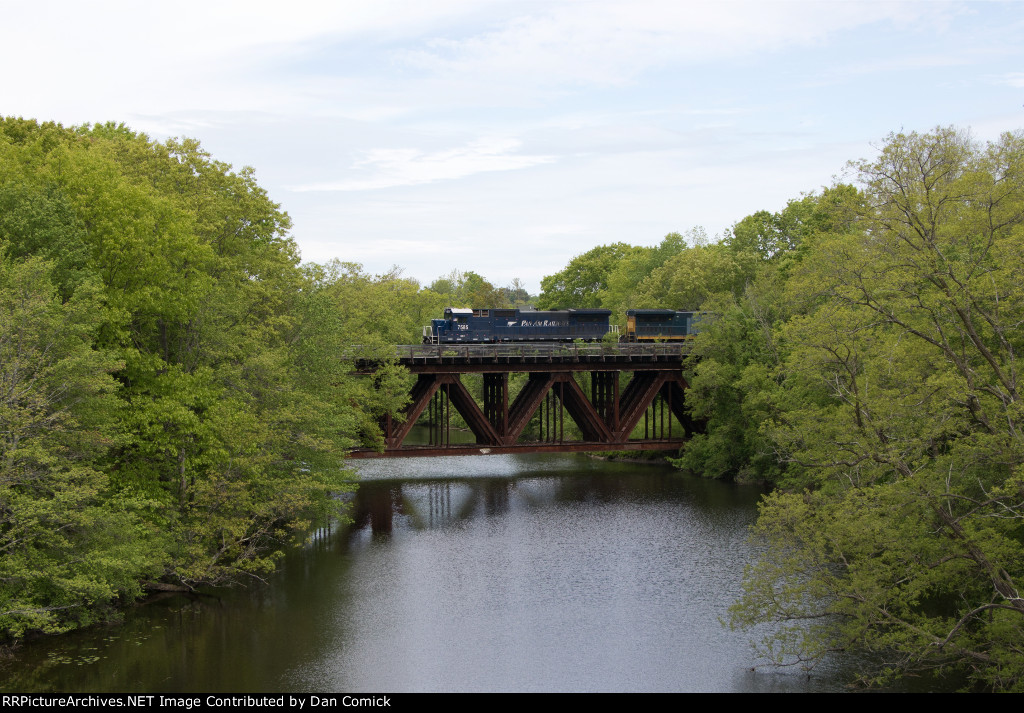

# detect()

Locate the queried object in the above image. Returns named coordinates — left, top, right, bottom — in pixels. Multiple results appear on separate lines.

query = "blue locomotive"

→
left=423, top=307, right=614, bottom=343
left=423, top=307, right=702, bottom=344
left=621, top=309, right=701, bottom=342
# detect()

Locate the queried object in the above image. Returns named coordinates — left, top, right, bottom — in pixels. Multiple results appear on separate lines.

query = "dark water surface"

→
left=3, top=454, right=864, bottom=692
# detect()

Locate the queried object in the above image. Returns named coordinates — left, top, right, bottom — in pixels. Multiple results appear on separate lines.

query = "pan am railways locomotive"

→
left=423, top=307, right=615, bottom=344
left=423, top=307, right=702, bottom=344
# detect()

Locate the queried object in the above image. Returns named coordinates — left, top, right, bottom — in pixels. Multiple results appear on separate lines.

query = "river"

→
left=2, top=453, right=870, bottom=692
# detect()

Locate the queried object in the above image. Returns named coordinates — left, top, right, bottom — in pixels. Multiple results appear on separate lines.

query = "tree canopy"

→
left=0, top=119, right=411, bottom=637
left=726, top=127, right=1024, bottom=690
left=537, top=242, right=638, bottom=309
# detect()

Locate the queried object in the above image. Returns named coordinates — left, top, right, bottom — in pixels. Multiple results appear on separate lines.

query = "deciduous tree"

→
left=731, top=127, right=1024, bottom=690
left=0, top=257, right=161, bottom=636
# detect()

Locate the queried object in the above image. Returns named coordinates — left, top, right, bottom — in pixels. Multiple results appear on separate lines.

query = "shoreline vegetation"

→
left=543, top=126, right=1024, bottom=691
left=0, top=118, right=409, bottom=642
left=3, top=118, right=1023, bottom=690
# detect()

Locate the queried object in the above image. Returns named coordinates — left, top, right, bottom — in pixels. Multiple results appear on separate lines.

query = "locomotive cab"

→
left=422, top=307, right=474, bottom=343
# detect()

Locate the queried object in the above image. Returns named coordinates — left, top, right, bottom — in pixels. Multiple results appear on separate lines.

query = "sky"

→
left=3, top=0, right=1023, bottom=292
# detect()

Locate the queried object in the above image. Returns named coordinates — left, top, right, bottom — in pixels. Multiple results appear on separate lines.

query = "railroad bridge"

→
left=349, top=343, right=698, bottom=458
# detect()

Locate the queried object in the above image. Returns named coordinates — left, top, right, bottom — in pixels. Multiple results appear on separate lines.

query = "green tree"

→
left=309, top=261, right=439, bottom=346
left=498, top=277, right=534, bottom=307
left=731, top=127, right=1024, bottom=690
left=724, top=186, right=863, bottom=266
left=0, top=185, right=91, bottom=299
left=428, top=269, right=508, bottom=309
left=537, top=242, right=638, bottom=309
left=674, top=265, right=789, bottom=482
left=0, top=257, right=161, bottom=637
left=676, top=189, right=864, bottom=483
left=634, top=242, right=759, bottom=310
left=0, top=118, right=401, bottom=602
left=601, top=232, right=687, bottom=319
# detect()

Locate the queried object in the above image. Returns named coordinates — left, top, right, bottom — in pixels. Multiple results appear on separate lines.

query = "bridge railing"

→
left=347, top=342, right=692, bottom=363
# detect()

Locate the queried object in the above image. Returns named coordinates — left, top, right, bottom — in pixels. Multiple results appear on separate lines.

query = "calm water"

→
left=2, top=454, right=864, bottom=692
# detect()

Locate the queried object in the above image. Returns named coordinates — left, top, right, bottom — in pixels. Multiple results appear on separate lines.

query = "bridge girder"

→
left=354, top=361, right=697, bottom=458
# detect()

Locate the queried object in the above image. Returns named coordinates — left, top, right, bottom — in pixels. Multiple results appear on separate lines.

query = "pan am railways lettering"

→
left=517, top=320, right=567, bottom=328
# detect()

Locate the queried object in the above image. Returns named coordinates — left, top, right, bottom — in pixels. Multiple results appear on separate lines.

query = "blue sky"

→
left=3, top=0, right=1022, bottom=291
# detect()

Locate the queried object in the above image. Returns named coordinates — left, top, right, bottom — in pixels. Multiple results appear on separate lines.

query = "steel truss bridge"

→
left=349, top=343, right=698, bottom=458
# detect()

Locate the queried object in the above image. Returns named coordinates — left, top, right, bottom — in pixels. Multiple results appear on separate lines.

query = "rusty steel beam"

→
left=371, top=357, right=695, bottom=456
left=661, top=380, right=699, bottom=435
left=616, top=372, right=664, bottom=439
left=591, top=371, right=619, bottom=432
left=506, top=372, right=557, bottom=444
left=384, top=373, right=503, bottom=448
left=348, top=440, right=687, bottom=459
left=384, top=374, right=440, bottom=448
left=615, top=371, right=690, bottom=440
left=483, top=373, right=508, bottom=437
left=551, top=374, right=613, bottom=443
left=443, top=377, right=502, bottom=446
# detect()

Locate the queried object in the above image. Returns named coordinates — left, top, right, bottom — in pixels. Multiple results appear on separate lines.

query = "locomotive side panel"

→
left=424, top=308, right=612, bottom=343
left=622, top=309, right=700, bottom=342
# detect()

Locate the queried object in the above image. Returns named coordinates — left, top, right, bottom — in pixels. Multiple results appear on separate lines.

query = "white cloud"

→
left=291, top=137, right=554, bottom=191
left=0, top=0, right=969, bottom=126
left=3, top=0, right=1020, bottom=293
left=0, top=0, right=486, bottom=121
left=993, top=72, right=1024, bottom=88
left=395, top=1, right=946, bottom=86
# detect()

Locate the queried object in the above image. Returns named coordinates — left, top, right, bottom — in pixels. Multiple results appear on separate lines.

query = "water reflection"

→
left=1, top=454, right=874, bottom=692
left=319, top=462, right=787, bottom=692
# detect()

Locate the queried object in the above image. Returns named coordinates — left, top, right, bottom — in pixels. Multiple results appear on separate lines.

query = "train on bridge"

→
left=423, top=307, right=701, bottom=344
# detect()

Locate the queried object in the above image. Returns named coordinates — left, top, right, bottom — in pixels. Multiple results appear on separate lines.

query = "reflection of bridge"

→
left=349, top=343, right=698, bottom=458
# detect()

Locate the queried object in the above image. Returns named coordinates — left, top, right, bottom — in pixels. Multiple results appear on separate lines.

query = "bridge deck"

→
left=353, top=342, right=692, bottom=373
